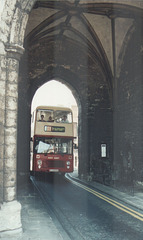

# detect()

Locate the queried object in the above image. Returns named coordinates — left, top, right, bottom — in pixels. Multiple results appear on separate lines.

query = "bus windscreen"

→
left=34, top=137, right=73, bottom=154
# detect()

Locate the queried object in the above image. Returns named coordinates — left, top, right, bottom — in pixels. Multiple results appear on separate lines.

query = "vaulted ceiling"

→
left=25, top=0, right=143, bottom=77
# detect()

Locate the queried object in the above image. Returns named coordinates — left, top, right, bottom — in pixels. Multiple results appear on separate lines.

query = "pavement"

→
left=70, top=170, right=143, bottom=212
left=3, top=178, right=64, bottom=240
left=2, top=169, right=143, bottom=239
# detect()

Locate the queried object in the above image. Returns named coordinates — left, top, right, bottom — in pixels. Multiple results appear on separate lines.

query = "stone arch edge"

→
left=0, top=0, right=37, bottom=237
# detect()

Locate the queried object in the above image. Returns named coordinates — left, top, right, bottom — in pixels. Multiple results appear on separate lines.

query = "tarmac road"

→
left=32, top=173, right=143, bottom=240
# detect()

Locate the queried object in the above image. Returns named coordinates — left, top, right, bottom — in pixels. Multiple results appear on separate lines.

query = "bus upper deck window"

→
left=54, top=111, right=72, bottom=123
left=37, top=109, right=54, bottom=122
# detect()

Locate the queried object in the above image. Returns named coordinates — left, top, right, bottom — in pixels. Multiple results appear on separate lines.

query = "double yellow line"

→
left=67, top=175, right=143, bottom=221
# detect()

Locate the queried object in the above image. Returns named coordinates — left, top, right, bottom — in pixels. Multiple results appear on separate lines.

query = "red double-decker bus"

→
left=30, top=106, right=74, bottom=173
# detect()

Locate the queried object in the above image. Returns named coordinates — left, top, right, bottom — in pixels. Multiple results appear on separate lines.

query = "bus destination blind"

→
left=44, top=125, right=65, bottom=132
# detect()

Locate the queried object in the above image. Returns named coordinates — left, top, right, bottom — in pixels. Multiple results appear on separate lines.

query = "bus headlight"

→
left=66, top=161, right=70, bottom=165
left=37, top=160, right=42, bottom=168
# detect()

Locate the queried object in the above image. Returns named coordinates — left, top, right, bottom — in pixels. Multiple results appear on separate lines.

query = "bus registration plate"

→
left=49, top=169, right=59, bottom=172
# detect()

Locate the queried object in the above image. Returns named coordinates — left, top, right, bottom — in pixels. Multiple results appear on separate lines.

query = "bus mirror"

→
left=30, top=137, right=33, bottom=142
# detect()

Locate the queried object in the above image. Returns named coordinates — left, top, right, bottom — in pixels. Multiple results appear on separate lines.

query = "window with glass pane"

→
left=54, top=110, right=72, bottom=123
left=37, top=109, right=54, bottom=122
left=34, top=137, right=72, bottom=154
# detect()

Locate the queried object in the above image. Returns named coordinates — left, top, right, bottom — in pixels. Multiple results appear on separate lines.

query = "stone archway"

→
left=30, top=79, right=80, bottom=170
left=1, top=0, right=143, bottom=236
left=17, top=67, right=82, bottom=182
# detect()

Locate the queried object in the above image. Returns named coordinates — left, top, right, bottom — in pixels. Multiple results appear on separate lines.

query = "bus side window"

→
left=36, top=111, right=40, bottom=121
left=67, top=112, right=72, bottom=123
left=31, top=112, right=34, bottom=123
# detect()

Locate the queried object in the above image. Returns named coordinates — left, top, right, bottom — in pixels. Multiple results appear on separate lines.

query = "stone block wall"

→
left=114, top=19, right=143, bottom=183
left=0, top=0, right=36, bottom=235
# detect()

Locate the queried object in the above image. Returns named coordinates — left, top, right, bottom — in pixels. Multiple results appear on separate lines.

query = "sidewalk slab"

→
left=0, top=181, right=63, bottom=240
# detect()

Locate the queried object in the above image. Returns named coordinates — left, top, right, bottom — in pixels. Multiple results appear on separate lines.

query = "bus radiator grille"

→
left=48, top=160, right=65, bottom=168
